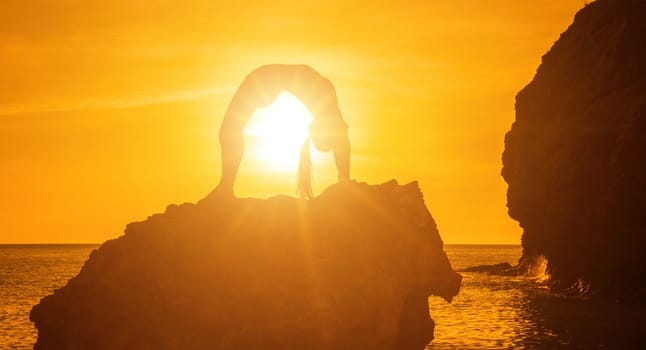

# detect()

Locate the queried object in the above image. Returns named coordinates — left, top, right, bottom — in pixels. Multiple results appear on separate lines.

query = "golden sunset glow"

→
left=245, top=92, right=313, bottom=172
left=237, top=91, right=337, bottom=199
left=0, top=1, right=586, bottom=244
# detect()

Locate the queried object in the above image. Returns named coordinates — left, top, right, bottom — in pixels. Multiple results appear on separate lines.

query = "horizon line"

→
left=0, top=242, right=521, bottom=246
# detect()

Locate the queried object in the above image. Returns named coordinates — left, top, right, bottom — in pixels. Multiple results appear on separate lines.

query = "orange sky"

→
left=0, top=0, right=585, bottom=244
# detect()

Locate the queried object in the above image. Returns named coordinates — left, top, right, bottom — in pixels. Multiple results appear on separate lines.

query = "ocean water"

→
left=1, top=244, right=643, bottom=349
left=0, top=244, right=98, bottom=350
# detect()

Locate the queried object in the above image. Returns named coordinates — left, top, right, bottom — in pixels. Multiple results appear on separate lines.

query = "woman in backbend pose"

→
left=216, top=64, right=351, bottom=199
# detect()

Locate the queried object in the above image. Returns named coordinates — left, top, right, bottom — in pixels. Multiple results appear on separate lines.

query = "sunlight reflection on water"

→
left=0, top=245, right=97, bottom=350
left=427, top=273, right=556, bottom=349
left=428, top=245, right=645, bottom=349
left=1, top=244, right=643, bottom=349
left=427, top=245, right=533, bottom=349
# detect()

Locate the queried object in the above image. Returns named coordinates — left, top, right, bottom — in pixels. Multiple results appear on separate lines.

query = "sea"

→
left=1, top=244, right=643, bottom=350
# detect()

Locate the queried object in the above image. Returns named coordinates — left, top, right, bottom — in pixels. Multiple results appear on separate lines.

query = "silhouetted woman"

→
left=216, top=64, right=350, bottom=199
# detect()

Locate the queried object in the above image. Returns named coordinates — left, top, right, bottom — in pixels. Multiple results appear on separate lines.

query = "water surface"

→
left=1, top=244, right=643, bottom=349
left=0, top=244, right=98, bottom=350
left=428, top=245, right=645, bottom=349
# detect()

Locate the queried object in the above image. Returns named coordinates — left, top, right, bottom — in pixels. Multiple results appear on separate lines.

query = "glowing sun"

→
left=245, top=91, right=314, bottom=171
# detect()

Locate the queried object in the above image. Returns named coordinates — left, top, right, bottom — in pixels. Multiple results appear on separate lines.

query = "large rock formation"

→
left=31, top=181, right=461, bottom=349
left=502, top=0, right=646, bottom=298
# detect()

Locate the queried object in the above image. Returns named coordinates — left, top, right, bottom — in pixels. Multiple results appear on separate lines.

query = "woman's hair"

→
left=298, top=137, right=314, bottom=199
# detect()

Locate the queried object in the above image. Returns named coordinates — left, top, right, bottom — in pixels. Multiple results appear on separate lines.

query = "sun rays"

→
left=244, top=92, right=313, bottom=172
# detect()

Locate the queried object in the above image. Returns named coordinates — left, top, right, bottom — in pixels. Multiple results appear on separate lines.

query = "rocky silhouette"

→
left=502, top=0, right=646, bottom=299
left=30, top=181, right=461, bottom=349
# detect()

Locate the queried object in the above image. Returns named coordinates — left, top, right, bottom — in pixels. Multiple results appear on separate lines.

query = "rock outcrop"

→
left=31, top=181, right=461, bottom=349
left=461, top=262, right=515, bottom=275
left=502, top=0, right=646, bottom=299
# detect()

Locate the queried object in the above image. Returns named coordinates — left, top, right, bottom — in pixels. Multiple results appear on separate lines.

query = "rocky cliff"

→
left=502, top=0, right=646, bottom=298
left=30, top=181, right=461, bottom=349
